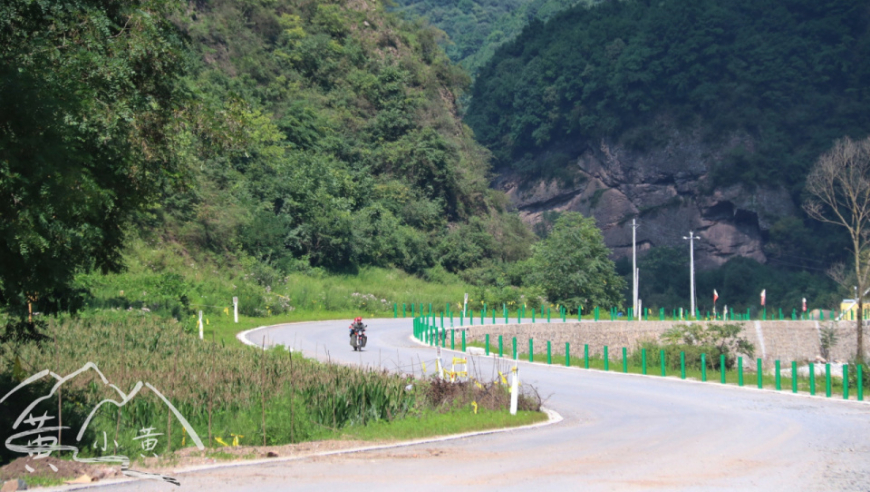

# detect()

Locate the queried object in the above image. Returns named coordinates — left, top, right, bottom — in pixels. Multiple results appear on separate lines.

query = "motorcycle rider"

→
left=349, top=316, right=365, bottom=337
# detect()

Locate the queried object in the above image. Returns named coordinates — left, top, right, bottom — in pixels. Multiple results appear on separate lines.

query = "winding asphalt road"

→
left=114, top=318, right=870, bottom=491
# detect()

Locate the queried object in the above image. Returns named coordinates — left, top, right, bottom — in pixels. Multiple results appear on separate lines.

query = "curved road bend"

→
left=114, top=318, right=870, bottom=491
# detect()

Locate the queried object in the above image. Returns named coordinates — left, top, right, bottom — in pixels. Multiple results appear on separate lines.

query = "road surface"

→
left=109, top=318, right=870, bottom=491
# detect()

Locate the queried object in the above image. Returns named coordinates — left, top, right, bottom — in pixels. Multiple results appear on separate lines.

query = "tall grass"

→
left=0, top=316, right=417, bottom=462
left=0, top=315, right=540, bottom=466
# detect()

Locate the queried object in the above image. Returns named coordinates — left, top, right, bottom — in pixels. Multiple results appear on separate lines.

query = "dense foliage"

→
left=466, top=0, right=870, bottom=188
left=156, top=0, right=536, bottom=279
left=526, top=212, right=624, bottom=311
left=0, top=0, right=548, bottom=319
left=392, top=0, right=591, bottom=75
left=0, top=0, right=189, bottom=315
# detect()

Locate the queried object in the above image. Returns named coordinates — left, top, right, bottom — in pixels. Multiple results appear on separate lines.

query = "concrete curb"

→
left=411, top=334, right=870, bottom=407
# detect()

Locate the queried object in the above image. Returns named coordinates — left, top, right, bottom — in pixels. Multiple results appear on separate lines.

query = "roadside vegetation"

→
left=1, top=317, right=543, bottom=469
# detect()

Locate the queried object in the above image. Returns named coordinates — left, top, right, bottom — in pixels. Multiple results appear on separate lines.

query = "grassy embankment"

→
left=1, top=312, right=544, bottom=475
left=76, top=239, right=484, bottom=345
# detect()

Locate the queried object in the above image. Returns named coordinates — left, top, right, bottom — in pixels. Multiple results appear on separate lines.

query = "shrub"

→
left=632, top=323, right=755, bottom=370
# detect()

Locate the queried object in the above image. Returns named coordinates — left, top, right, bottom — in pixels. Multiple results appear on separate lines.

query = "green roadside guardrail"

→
left=410, top=315, right=867, bottom=402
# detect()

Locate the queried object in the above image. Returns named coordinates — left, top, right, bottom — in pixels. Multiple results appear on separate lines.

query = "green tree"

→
left=525, top=212, right=624, bottom=311
left=0, top=0, right=188, bottom=317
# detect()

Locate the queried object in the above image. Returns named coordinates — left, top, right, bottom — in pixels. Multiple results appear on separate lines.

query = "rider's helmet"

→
left=355, top=317, right=362, bottom=323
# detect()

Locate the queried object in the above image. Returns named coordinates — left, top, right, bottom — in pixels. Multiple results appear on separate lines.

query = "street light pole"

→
left=632, top=218, right=639, bottom=320
left=683, top=231, right=701, bottom=318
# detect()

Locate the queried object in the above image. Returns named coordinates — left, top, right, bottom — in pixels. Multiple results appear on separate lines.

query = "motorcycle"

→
left=350, top=325, right=368, bottom=351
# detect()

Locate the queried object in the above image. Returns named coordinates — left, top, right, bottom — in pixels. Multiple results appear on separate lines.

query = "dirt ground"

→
left=0, top=439, right=385, bottom=488
left=0, top=455, right=121, bottom=483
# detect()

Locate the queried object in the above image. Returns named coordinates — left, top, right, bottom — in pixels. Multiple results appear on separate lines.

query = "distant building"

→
left=839, top=299, right=868, bottom=320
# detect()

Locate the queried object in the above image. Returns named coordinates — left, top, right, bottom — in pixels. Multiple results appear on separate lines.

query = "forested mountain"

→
left=392, top=0, right=592, bottom=75
left=465, top=0, right=870, bottom=274
left=0, top=0, right=539, bottom=317
left=164, top=0, right=537, bottom=274
left=0, top=0, right=856, bottom=321
left=467, top=0, right=870, bottom=189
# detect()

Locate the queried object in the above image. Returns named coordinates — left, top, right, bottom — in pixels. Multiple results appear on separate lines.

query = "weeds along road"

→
left=117, top=318, right=870, bottom=491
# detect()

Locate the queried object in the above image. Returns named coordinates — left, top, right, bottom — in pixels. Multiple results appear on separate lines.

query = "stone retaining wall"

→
left=462, top=320, right=866, bottom=363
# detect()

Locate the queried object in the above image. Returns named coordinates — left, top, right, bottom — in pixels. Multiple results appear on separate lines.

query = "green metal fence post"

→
left=826, top=363, right=832, bottom=397
left=757, top=358, right=763, bottom=389
left=721, top=354, right=726, bottom=384
left=792, top=361, right=798, bottom=393
left=566, top=343, right=571, bottom=367
left=403, top=303, right=406, bottom=317
left=775, top=360, right=781, bottom=390
left=809, top=363, right=815, bottom=395
left=451, top=329, right=455, bottom=350
left=584, top=344, right=589, bottom=369
left=498, top=335, right=503, bottom=358
left=701, top=354, right=707, bottom=382
left=738, top=356, right=744, bottom=386
left=622, top=347, right=628, bottom=373
left=858, top=365, right=863, bottom=401
left=532, top=308, right=536, bottom=323
left=843, top=364, right=849, bottom=400
left=643, top=349, right=648, bottom=375
left=394, top=303, right=397, bottom=318
left=680, top=351, right=685, bottom=379
left=661, top=350, right=666, bottom=376
left=604, top=346, right=609, bottom=371
left=485, top=334, right=490, bottom=356
left=512, top=337, right=517, bottom=360
left=547, top=341, right=552, bottom=365
left=547, top=308, right=551, bottom=323
left=461, top=330, right=466, bottom=351
left=529, top=338, right=534, bottom=363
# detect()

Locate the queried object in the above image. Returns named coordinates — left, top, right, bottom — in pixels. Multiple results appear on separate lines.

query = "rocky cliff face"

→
left=496, top=122, right=797, bottom=269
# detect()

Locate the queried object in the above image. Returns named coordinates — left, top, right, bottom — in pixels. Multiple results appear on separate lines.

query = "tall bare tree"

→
left=804, top=136, right=870, bottom=363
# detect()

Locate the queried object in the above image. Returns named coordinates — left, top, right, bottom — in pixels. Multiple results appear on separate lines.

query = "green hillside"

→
left=466, top=0, right=870, bottom=189
left=0, top=0, right=544, bottom=321
left=392, top=0, right=592, bottom=75
left=0, top=0, right=850, bottom=328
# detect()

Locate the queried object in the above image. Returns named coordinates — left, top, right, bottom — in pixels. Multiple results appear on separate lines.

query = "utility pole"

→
left=632, top=218, right=639, bottom=320
left=683, top=231, right=701, bottom=318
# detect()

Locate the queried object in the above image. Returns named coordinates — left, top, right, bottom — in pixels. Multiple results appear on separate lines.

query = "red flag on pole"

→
left=802, top=297, right=807, bottom=312
left=760, top=289, right=766, bottom=306
left=713, top=289, right=719, bottom=303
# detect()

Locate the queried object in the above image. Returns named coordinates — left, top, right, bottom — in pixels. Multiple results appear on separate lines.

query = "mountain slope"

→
left=392, top=0, right=592, bottom=75
left=465, top=0, right=870, bottom=267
